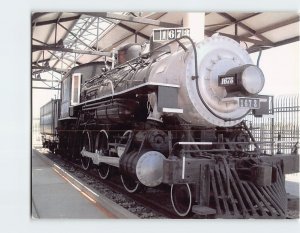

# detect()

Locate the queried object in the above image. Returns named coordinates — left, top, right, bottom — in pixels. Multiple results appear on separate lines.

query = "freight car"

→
left=40, top=35, right=299, bottom=218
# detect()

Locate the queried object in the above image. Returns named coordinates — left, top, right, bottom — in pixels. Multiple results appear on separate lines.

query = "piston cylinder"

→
left=120, top=150, right=165, bottom=187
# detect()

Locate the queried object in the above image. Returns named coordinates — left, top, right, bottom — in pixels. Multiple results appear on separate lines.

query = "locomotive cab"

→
left=59, top=61, right=108, bottom=119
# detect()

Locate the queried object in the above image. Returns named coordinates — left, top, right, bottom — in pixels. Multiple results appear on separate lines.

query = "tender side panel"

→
left=40, top=100, right=54, bottom=135
left=40, top=99, right=61, bottom=136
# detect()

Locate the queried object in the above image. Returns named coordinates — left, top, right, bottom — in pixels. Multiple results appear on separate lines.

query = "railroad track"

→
left=75, top=162, right=178, bottom=218
left=35, top=147, right=299, bottom=219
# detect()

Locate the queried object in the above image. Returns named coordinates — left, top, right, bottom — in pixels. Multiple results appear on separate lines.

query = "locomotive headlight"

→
left=241, top=65, right=265, bottom=95
left=219, top=64, right=265, bottom=96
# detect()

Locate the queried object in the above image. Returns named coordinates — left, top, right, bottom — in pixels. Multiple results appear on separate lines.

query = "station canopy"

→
left=31, top=12, right=299, bottom=90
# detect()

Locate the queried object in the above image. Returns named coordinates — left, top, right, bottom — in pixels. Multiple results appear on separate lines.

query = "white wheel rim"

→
left=81, top=131, right=91, bottom=170
left=96, top=130, right=110, bottom=179
left=170, top=183, right=192, bottom=217
left=118, top=130, right=133, bottom=157
left=98, top=164, right=110, bottom=179
left=121, top=175, right=140, bottom=193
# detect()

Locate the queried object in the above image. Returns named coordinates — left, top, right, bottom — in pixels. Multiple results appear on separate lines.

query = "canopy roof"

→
left=31, top=12, right=299, bottom=90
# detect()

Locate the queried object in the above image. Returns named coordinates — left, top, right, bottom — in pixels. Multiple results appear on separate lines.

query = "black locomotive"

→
left=40, top=35, right=299, bottom=218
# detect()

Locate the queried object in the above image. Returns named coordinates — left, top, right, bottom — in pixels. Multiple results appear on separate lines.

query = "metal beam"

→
left=247, top=36, right=299, bottom=53
left=91, top=31, right=148, bottom=62
left=42, top=17, right=81, bottom=70
left=242, top=16, right=300, bottom=38
left=32, top=12, right=50, bottom=23
left=32, top=21, right=37, bottom=35
left=32, top=15, right=81, bottom=27
left=83, top=12, right=182, bottom=28
left=60, top=56, right=82, bottom=65
left=32, top=57, right=81, bottom=66
left=205, top=23, right=232, bottom=28
left=205, top=31, right=272, bottom=46
left=91, top=30, right=145, bottom=62
left=58, top=22, right=97, bottom=50
left=32, top=86, right=61, bottom=90
left=91, top=18, right=150, bottom=51
left=32, top=65, right=68, bottom=73
left=274, top=35, right=299, bottom=47
left=32, top=38, right=79, bottom=67
left=218, top=13, right=273, bottom=45
left=44, top=49, right=74, bottom=68
left=32, top=78, right=61, bottom=83
left=32, top=16, right=81, bottom=80
left=213, top=13, right=261, bottom=32
left=32, top=69, right=63, bottom=77
left=32, top=38, right=47, bottom=45
left=32, top=57, right=51, bottom=64
left=51, top=16, right=101, bottom=69
left=36, top=13, right=63, bottom=63
left=118, top=22, right=150, bottom=40
left=32, top=45, right=111, bottom=56
left=93, top=13, right=161, bottom=50
left=90, top=13, right=168, bottom=62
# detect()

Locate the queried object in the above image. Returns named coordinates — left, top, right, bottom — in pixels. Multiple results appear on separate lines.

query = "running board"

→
left=81, top=150, right=120, bottom=167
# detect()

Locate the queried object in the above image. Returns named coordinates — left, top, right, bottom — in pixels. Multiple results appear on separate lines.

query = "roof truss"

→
left=32, top=12, right=300, bottom=91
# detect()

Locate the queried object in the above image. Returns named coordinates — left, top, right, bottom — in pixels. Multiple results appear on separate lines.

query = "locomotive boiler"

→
left=40, top=34, right=299, bottom=218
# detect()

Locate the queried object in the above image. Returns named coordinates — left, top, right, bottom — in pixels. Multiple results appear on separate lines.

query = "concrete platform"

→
left=32, top=148, right=137, bottom=219
left=285, top=173, right=300, bottom=197
left=285, top=173, right=300, bottom=212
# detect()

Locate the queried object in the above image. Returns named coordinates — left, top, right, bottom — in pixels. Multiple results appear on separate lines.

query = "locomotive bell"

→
left=219, top=64, right=265, bottom=96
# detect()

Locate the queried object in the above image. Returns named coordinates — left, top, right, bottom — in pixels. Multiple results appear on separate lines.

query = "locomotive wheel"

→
left=95, top=130, right=110, bottom=180
left=81, top=130, right=92, bottom=170
left=61, top=131, right=72, bottom=160
left=171, top=183, right=192, bottom=217
left=118, top=130, right=133, bottom=157
left=120, top=174, right=142, bottom=193
left=67, top=130, right=78, bottom=160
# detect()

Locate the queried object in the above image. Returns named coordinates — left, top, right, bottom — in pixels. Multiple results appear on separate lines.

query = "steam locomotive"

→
left=40, top=35, right=298, bottom=218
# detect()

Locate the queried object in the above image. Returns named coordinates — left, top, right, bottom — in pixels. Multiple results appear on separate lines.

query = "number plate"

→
left=219, top=75, right=237, bottom=87
left=239, top=98, right=260, bottom=109
left=153, top=28, right=190, bottom=42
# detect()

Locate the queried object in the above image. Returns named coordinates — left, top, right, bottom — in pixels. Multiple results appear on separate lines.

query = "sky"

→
left=250, top=41, right=299, bottom=96
left=32, top=88, right=60, bottom=118
left=32, top=41, right=300, bottom=118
